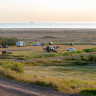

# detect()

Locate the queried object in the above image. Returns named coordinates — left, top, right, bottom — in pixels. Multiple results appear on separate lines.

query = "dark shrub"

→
left=0, top=37, right=18, bottom=46
left=79, top=88, right=96, bottom=96
left=87, top=54, right=96, bottom=63
left=71, top=60, right=88, bottom=66
left=80, top=55, right=88, bottom=61
left=83, top=48, right=96, bottom=53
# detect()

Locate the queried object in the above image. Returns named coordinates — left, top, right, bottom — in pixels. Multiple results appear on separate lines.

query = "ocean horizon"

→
left=0, top=23, right=96, bottom=29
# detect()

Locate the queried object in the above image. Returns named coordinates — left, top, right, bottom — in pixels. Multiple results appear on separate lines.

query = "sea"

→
left=0, top=23, right=96, bottom=29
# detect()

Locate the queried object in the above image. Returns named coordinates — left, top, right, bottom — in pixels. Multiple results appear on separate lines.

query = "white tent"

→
left=16, top=41, right=25, bottom=47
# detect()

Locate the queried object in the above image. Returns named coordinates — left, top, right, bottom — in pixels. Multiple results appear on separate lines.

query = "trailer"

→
left=16, top=41, right=25, bottom=47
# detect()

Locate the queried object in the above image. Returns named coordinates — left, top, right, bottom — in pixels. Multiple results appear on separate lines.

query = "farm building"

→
left=16, top=41, right=25, bottom=47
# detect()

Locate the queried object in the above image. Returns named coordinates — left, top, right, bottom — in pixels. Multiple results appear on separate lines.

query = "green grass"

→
left=0, top=50, right=85, bottom=60
left=52, top=42, right=93, bottom=45
left=30, top=53, right=60, bottom=58
left=1, top=52, right=96, bottom=96
left=0, top=64, right=96, bottom=94
left=0, top=60, right=24, bottom=73
left=61, top=50, right=85, bottom=56
left=0, top=59, right=96, bottom=95
left=74, top=42, right=93, bottom=45
left=24, top=65, right=96, bottom=93
left=24, top=59, right=69, bottom=66
left=83, top=47, right=96, bottom=53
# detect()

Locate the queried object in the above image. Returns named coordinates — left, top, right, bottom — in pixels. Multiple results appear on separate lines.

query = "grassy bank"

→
left=0, top=58, right=96, bottom=95
left=0, top=63, right=96, bottom=94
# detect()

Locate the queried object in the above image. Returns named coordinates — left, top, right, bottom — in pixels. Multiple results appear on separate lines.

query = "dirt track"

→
left=0, top=76, right=81, bottom=96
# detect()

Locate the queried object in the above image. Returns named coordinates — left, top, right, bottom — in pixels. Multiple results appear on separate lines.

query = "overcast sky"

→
left=0, top=0, right=96, bottom=23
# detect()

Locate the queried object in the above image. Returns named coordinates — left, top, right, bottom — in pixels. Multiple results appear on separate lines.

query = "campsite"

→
left=0, top=29, right=96, bottom=96
left=0, top=45, right=96, bottom=59
left=1, top=0, right=96, bottom=95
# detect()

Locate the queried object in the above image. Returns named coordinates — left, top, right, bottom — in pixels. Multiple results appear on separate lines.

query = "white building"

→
left=16, top=41, right=25, bottom=47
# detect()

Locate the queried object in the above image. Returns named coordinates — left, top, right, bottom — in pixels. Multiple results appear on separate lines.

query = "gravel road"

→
left=0, top=76, right=81, bottom=96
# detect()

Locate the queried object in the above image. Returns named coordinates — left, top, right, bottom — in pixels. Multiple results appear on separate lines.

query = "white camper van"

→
left=16, top=41, right=25, bottom=47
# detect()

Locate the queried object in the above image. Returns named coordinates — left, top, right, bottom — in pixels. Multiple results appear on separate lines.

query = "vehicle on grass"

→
left=16, top=41, right=25, bottom=47
left=33, top=43, right=44, bottom=46
left=2, top=45, right=8, bottom=48
left=49, top=42, right=53, bottom=45
left=43, top=46, right=59, bottom=53
left=66, top=48, right=76, bottom=51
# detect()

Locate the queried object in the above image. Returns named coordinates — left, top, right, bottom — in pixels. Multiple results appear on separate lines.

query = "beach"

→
left=0, top=28, right=96, bottom=42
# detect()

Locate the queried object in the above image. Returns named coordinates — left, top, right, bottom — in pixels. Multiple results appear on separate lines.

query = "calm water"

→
left=0, top=23, right=96, bottom=28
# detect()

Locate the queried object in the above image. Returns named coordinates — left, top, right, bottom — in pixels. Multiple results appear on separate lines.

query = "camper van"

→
left=16, top=41, right=25, bottom=47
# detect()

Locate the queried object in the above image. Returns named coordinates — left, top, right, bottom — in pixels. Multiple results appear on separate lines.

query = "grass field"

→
left=1, top=45, right=96, bottom=54
left=0, top=45, right=96, bottom=60
left=0, top=45, right=96, bottom=95
left=22, top=59, right=96, bottom=94
left=0, top=58, right=96, bottom=95
left=0, top=28, right=96, bottom=95
left=24, top=65, right=96, bottom=81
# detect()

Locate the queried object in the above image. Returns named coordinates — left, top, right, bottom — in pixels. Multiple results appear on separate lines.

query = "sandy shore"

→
left=0, top=28, right=96, bottom=42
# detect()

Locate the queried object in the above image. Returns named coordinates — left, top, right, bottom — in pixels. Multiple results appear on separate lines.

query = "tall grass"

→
left=25, top=59, right=68, bottom=66
left=61, top=50, right=85, bottom=56
left=0, top=65, right=96, bottom=94
left=68, top=54, right=96, bottom=66
left=30, top=53, right=60, bottom=58
left=52, top=42, right=93, bottom=45
left=0, top=60, right=24, bottom=73
left=0, top=50, right=85, bottom=60
left=0, top=59, right=96, bottom=95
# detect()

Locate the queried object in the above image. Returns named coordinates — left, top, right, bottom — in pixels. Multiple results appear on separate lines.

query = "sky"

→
left=0, top=0, right=96, bottom=23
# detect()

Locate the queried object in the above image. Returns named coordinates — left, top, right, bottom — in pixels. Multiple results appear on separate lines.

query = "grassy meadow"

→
left=0, top=29, right=96, bottom=96
left=0, top=47, right=96, bottom=96
left=0, top=57, right=96, bottom=96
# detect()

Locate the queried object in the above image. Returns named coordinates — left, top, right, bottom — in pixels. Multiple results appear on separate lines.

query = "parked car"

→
left=49, top=42, right=53, bottom=45
left=43, top=46, right=59, bottom=53
left=33, top=43, right=44, bottom=46
left=66, top=48, right=76, bottom=51
left=2, top=45, right=8, bottom=48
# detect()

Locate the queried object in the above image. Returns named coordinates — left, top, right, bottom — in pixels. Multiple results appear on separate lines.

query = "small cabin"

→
left=16, top=41, right=25, bottom=47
